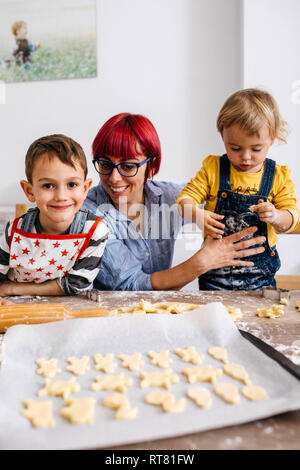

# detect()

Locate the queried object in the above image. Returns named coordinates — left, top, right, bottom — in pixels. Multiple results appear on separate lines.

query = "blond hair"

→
left=217, top=88, right=288, bottom=143
left=11, top=21, right=26, bottom=36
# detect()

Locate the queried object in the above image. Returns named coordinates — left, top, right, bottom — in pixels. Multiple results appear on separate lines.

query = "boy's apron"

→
left=7, top=208, right=102, bottom=283
left=198, top=154, right=281, bottom=290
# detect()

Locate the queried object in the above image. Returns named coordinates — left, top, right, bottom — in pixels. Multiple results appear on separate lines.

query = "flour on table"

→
left=145, top=390, right=185, bottom=413
left=174, top=346, right=204, bottom=365
left=91, top=373, right=133, bottom=392
left=242, top=384, right=269, bottom=401
left=61, top=397, right=96, bottom=424
left=118, top=352, right=145, bottom=371
left=22, top=399, right=55, bottom=428
left=182, top=365, right=222, bottom=384
left=38, top=377, right=80, bottom=400
left=208, top=347, right=229, bottom=364
left=36, top=358, right=61, bottom=378
left=215, top=382, right=240, bottom=404
left=148, top=350, right=172, bottom=368
left=187, top=386, right=212, bottom=408
left=66, top=356, right=90, bottom=376
left=103, top=393, right=138, bottom=420
left=94, top=353, right=118, bottom=373
left=140, top=369, right=179, bottom=389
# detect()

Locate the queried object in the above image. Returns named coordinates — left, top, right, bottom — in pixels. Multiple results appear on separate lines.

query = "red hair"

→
left=92, top=113, right=161, bottom=179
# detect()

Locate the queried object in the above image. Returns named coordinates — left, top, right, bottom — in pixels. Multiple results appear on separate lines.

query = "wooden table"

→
left=0, top=290, right=300, bottom=450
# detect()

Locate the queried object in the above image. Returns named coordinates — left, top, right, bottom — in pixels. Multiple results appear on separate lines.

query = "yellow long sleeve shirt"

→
left=177, top=155, right=300, bottom=247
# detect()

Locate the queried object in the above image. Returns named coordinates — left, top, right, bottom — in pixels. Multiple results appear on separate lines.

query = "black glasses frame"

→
left=92, top=157, right=151, bottom=177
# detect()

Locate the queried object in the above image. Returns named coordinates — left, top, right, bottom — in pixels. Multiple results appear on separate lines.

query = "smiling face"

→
left=20, top=154, right=92, bottom=234
left=99, top=145, right=149, bottom=210
left=221, top=124, right=274, bottom=173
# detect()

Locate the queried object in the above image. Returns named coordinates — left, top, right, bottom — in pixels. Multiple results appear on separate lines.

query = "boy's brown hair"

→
left=25, top=134, right=88, bottom=183
left=217, top=88, right=288, bottom=143
left=11, top=21, right=26, bottom=36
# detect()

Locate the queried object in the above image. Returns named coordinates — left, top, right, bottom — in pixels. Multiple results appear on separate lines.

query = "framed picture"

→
left=0, top=0, right=97, bottom=83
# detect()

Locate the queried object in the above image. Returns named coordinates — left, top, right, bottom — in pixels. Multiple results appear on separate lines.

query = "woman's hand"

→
left=196, top=226, right=265, bottom=271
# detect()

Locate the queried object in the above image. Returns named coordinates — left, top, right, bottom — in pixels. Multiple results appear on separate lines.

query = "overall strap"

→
left=257, top=158, right=276, bottom=198
left=20, top=207, right=39, bottom=232
left=69, top=209, right=89, bottom=234
left=219, top=154, right=231, bottom=191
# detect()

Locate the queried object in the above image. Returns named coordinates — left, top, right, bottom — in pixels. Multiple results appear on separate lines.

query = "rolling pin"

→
left=0, top=303, right=110, bottom=332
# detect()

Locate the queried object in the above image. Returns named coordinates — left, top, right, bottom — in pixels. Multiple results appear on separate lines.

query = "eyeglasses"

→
left=93, top=157, right=151, bottom=177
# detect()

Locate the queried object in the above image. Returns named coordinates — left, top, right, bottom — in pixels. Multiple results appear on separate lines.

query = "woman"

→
left=83, top=113, right=266, bottom=290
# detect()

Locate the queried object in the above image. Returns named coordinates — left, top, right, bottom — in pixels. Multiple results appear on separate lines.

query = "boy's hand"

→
left=203, top=210, right=225, bottom=239
left=250, top=202, right=279, bottom=224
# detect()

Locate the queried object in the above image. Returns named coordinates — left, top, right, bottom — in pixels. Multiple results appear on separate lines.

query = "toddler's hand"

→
left=249, top=202, right=279, bottom=224
left=203, top=210, right=225, bottom=239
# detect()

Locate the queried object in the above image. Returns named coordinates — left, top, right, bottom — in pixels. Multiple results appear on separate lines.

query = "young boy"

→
left=0, top=134, right=108, bottom=296
left=177, top=88, right=299, bottom=290
left=11, top=20, right=39, bottom=67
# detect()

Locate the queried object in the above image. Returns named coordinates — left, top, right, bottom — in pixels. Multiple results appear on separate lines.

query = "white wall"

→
left=243, top=0, right=300, bottom=274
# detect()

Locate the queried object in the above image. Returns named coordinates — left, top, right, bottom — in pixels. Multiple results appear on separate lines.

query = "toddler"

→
left=177, top=88, right=299, bottom=290
left=11, top=20, right=39, bottom=67
left=0, top=134, right=108, bottom=296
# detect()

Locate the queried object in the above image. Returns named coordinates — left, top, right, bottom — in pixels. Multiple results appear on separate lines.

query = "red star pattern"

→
left=53, top=242, right=60, bottom=248
left=56, top=265, right=64, bottom=271
left=29, top=258, right=35, bottom=265
left=37, top=268, right=43, bottom=272
left=11, top=254, right=18, bottom=260
left=73, top=240, right=80, bottom=247
left=22, top=248, right=30, bottom=255
left=34, top=240, right=40, bottom=247
left=61, top=249, right=69, bottom=256
left=49, top=258, right=56, bottom=265
left=14, top=236, right=21, bottom=244
left=45, top=272, right=52, bottom=277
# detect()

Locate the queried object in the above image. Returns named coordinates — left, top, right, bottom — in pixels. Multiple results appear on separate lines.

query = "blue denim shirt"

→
left=83, top=180, right=185, bottom=290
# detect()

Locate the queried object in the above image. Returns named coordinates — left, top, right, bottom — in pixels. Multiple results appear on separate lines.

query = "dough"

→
left=242, top=384, right=269, bottom=401
left=225, top=305, right=243, bottom=321
left=140, top=369, right=179, bottom=389
left=38, top=377, right=80, bottom=400
left=66, top=356, right=90, bottom=376
left=208, top=346, right=229, bottom=364
left=280, top=298, right=288, bottom=306
left=103, top=393, right=138, bottom=420
left=295, top=301, right=300, bottom=312
left=61, top=397, right=96, bottom=424
left=22, top=399, right=55, bottom=428
left=174, top=346, right=204, bottom=365
left=187, top=386, right=212, bottom=408
left=215, top=382, right=240, bottom=404
left=110, top=299, right=201, bottom=316
left=182, top=365, right=222, bottom=384
left=118, top=352, right=145, bottom=371
left=148, top=350, right=172, bottom=368
left=36, top=358, right=61, bottom=378
left=256, top=304, right=284, bottom=318
left=144, top=390, right=185, bottom=413
left=91, top=373, right=133, bottom=392
left=223, top=363, right=251, bottom=385
left=94, top=353, right=117, bottom=373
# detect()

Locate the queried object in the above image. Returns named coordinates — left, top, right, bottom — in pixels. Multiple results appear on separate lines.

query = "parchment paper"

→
left=0, top=302, right=300, bottom=450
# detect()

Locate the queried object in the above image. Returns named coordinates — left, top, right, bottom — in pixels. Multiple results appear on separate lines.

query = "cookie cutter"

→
left=83, top=289, right=102, bottom=302
left=261, top=286, right=290, bottom=302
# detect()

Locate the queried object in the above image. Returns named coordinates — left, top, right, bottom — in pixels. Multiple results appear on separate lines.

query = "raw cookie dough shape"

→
left=38, top=377, right=80, bottom=400
left=182, top=365, right=222, bottom=384
left=61, top=397, right=96, bottom=424
left=215, top=382, right=240, bottom=404
left=140, top=369, right=179, bottom=389
left=118, top=352, right=145, bottom=372
left=94, top=353, right=118, bottom=374
left=110, top=299, right=201, bottom=316
left=225, top=306, right=243, bottom=321
left=103, top=393, right=138, bottom=420
left=242, top=384, right=269, bottom=401
left=91, top=373, right=133, bottom=392
left=148, top=350, right=172, bottom=368
left=36, top=358, right=61, bottom=378
left=22, top=399, right=55, bottom=428
left=295, top=301, right=300, bottom=312
left=145, top=390, right=185, bottom=413
left=208, top=346, right=229, bottom=364
left=187, top=386, right=212, bottom=408
left=223, top=363, right=251, bottom=385
left=256, top=304, right=284, bottom=319
left=66, top=356, right=90, bottom=376
left=174, top=346, right=204, bottom=365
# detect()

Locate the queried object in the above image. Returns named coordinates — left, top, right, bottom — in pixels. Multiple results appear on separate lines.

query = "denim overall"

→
left=198, top=154, right=281, bottom=290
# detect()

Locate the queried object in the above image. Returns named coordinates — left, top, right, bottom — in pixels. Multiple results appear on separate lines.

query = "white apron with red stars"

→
left=7, top=217, right=102, bottom=283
